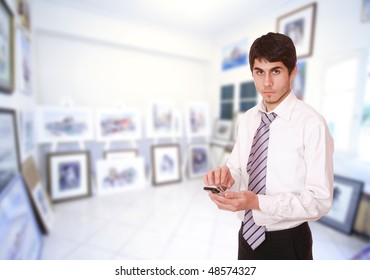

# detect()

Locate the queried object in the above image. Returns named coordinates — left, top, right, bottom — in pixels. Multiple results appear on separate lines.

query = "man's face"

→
left=252, top=59, right=296, bottom=112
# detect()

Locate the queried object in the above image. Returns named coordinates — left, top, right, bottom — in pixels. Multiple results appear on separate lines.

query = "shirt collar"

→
left=257, top=91, right=297, bottom=121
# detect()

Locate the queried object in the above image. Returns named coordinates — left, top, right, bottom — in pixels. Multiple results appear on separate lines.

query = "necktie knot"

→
left=261, top=112, right=277, bottom=127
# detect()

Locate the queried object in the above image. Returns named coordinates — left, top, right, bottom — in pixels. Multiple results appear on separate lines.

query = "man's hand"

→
left=203, top=165, right=235, bottom=189
left=208, top=190, right=260, bottom=212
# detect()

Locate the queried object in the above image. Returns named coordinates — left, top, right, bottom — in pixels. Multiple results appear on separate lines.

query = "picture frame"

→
left=0, top=0, right=15, bottom=94
left=213, top=119, right=233, bottom=141
left=18, top=109, right=35, bottom=159
left=47, top=151, right=91, bottom=202
left=222, top=38, right=248, bottom=71
left=146, top=100, right=176, bottom=139
left=16, top=0, right=31, bottom=32
left=104, top=149, right=138, bottom=160
left=277, top=2, right=317, bottom=59
left=35, top=106, right=94, bottom=143
left=22, top=155, right=54, bottom=234
left=95, top=108, right=142, bottom=142
left=95, top=157, right=146, bottom=195
left=292, top=60, right=307, bottom=100
left=0, top=108, right=21, bottom=190
left=0, top=174, right=43, bottom=259
left=188, top=144, right=210, bottom=179
left=151, top=144, right=182, bottom=186
left=185, top=101, right=211, bottom=138
left=16, top=27, right=31, bottom=95
left=319, top=175, right=364, bottom=234
left=362, top=0, right=370, bottom=22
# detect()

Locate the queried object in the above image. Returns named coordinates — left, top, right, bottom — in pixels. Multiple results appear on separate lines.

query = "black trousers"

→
left=238, top=222, right=313, bottom=260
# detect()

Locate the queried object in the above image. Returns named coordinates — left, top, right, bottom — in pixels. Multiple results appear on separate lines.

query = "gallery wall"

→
left=2, top=0, right=370, bottom=192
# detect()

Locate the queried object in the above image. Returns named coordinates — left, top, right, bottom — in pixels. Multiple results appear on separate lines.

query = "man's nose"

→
left=264, top=74, right=273, bottom=87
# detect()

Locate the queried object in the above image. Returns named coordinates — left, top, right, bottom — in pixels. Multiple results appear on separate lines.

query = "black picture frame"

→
left=0, top=108, right=21, bottom=191
left=0, top=0, right=15, bottom=94
left=319, top=175, right=364, bottom=234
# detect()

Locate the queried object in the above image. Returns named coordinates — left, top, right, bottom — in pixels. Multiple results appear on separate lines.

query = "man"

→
left=203, top=32, right=334, bottom=260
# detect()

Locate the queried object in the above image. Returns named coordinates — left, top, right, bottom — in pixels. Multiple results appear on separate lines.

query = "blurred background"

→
left=1, top=0, right=370, bottom=260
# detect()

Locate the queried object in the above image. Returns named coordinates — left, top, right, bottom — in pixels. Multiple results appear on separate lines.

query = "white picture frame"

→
left=94, top=108, right=142, bottom=142
left=185, top=101, right=210, bottom=138
left=35, top=106, right=94, bottom=143
left=146, top=100, right=176, bottom=139
left=95, top=157, right=146, bottom=195
left=213, top=119, right=233, bottom=141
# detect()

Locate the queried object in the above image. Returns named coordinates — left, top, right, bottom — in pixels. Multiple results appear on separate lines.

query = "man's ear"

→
left=290, top=65, right=298, bottom=80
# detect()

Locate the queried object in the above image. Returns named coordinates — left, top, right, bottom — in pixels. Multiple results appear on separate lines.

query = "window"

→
left=321, top=50, right=370, bottom=164
left=220, top=84, right=234, bottom=120
left=321, top=55, right=359, bottom=154
left=239, top=81, right=257, bottom=112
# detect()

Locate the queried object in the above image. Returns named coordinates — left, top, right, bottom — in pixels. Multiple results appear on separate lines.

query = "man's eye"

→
left=272, top=70, right=280, bottom=74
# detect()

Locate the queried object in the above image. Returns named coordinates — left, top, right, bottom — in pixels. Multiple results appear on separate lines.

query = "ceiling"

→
left=47, top=0, right=292, bottom=40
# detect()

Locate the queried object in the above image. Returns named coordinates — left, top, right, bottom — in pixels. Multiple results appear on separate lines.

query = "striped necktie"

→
left=243, top=112, right=277, bottom=250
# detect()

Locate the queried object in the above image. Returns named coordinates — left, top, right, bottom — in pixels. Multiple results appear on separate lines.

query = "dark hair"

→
left=249, top=32, right=297, bottom=75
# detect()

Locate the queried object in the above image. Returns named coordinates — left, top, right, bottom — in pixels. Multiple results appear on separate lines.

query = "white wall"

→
left=32, top=0, right=213, bottom=113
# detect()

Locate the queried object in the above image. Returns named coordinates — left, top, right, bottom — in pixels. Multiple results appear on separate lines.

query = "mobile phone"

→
left=203, top=185, right=226, bottom=194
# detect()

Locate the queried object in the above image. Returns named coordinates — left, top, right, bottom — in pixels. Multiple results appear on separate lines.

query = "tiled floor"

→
left=41, top=178, right=369, bottom=260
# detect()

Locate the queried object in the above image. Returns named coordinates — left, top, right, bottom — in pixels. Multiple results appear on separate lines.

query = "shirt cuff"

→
left=255, top=194, right=278, bottom=216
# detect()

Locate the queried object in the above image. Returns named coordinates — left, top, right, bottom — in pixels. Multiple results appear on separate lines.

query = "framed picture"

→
left=188, top=144, right=211, bottom=178
left=151, top=144, right=182, bottom=186
left=146, top=100, right=176, bottom=139
left=22, top=155, right=54, bottom=234
left=0, top=108, right=21, bottom=190
left=277, top=2, right=317, bottom=59
left=16, top=0, right=31, bottom=32
left=104, top=149, right=138, bottom=160
left=95, top=157, right=146, bottom=195
left=0, top=0, right=15, bottom=94
left=222, top=38, right=248, bottom=71
left=16, top=27, right=31, bottom=95
left=292, top=60, right=307, bottom=100
left=319, top=175, right=364, bottom=234
left=362, top=0, right=370, bottom=22
left=18, top=109, right=35, bottom=159
left=185, top=101, right=210, bottom=138
left=95, top=108, right=142, bottom=142
left=213, top=119, right=233, bottom=141
left=353, top=193, right=370, bottom=239
left=188, top=144, right=210, bottom=179
left=0, top=174, right=43, bottom=259
left=172, top=109, right=183, bottom=138
left=47, top=151, right=91, bottom=202
left=35, top=106, right=94, bottom=143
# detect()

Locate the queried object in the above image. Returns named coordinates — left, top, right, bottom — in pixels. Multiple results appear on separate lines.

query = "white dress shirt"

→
left=227, top=91, right=334, bottom=231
